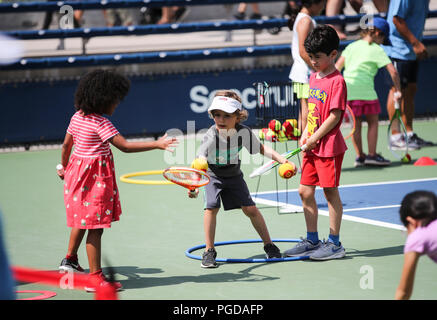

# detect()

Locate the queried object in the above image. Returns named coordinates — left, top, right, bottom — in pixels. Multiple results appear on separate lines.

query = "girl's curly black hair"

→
left=74, top=69, right=131, bottom=115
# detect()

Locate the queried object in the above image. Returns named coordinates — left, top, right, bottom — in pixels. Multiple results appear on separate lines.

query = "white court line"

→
left=251, top=178, right=437, bottom=230
left=343, top=204, right=400, bottom=212
left=251, top=177, right=437, bottom=195
left=252, top=198, right=407, bottom=231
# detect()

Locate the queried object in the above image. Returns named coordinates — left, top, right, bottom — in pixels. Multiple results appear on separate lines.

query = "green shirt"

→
left=341, top=39, right=391, bottom=101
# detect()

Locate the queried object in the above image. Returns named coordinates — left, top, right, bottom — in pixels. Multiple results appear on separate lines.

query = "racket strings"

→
left=164, top=170, right=209, bottom=187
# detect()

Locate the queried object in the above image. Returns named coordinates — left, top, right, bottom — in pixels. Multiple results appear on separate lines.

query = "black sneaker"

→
left=59, top=257, right=85, bottom=273
left=249, top=13, right=263, bottom=20
left=354, top=154, right=366, bottom=167
left=201, top=248, right=218, bottom=268
left=364, top=154, right=391, bottom=166
left=234, top=12, right=245, bottom=20
left=264, top=243, right=281, bottom=259
left=409, top=133, right=434, bottom=147
left=174, top=7, right=189, bottom=22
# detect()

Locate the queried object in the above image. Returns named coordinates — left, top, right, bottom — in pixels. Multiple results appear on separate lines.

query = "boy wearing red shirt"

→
left=285, top=25, right=347, bottom=260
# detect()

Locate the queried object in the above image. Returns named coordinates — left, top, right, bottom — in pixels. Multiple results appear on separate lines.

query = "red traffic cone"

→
left=413, top=156, right=437, bottom=166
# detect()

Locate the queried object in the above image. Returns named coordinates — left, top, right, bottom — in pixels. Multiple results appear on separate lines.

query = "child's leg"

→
left=352, top=117, right=364, bottom=157
left=204, top=208, right=219, bottom=250
left=67, top=227, right=86, bottom=256
left=298, top=184, right=318, bottom=234
left=237, top=3, right=247, bottom=13
left=241, top=206, right=272, bottom=245
left=323, top=187, right=343, bottom=244
left=86, top=229, right=104, bottom=273
left=365, top=113, right=379, bottom=156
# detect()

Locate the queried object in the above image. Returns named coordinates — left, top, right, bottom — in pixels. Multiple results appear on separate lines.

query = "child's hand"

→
left=157, top=133, right=179, bottom=152
left=188, top=188, right=199, bottom=198
left=394, top=91, right=402, bottom=103
left=300, top=133, right=307, bottom=148
left=56, top=164, right=65, bottom=180
left=305, top=136, right=317, bottom=151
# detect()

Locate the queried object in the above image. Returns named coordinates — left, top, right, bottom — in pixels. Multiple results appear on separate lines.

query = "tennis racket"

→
left=163, top=167, right=210, bottom=197
left=340, top=105, right=356, bottom=140
left=249, top=144, right=307, bottom=178
left=387, top=100, right=408, bottom=160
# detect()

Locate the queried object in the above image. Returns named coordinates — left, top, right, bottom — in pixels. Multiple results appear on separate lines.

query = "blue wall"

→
left=1, top=59, right=436, bottom=144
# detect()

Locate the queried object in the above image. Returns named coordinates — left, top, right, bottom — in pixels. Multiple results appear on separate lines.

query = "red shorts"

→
left=300, top=153, right=344, bottom=188
left=348, top=99, right=381, bottom=117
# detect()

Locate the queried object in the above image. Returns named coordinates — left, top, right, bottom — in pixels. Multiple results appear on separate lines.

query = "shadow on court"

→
left=343, top=245, right=404, bottom=259
left=109, top=264, right=280, bottom=290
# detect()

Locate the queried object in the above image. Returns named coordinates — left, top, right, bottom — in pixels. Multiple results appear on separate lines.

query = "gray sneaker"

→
left=201, top=248, right=218, bottom=268
left=283, top=237, right=321, bottom=257
left=309, top=240, right=345, bottom=261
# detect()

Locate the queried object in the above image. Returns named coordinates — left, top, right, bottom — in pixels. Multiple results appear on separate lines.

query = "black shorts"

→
left=203, top=173, right=255, bottom=211
left=388, top=58, right=419, bottom=89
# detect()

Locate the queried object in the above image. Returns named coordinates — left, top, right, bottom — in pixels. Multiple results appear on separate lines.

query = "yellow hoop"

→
left=120, top=170, right=174, bottom=186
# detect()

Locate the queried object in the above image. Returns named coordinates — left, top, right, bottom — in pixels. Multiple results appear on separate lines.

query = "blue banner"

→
left=1, top=61, right=436, bottom=145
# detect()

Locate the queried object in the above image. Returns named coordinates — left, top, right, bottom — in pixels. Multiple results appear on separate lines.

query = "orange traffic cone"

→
left=413, top=156, right=437, bottom=166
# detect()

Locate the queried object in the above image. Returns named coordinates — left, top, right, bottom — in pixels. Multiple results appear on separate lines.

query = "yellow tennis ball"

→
left=265, top=129, right=278, bottom=142
left=191, top=158, right=208, bottom=172
left=293, top=127, right=301, bottom=137
left=259, top=129, right=265, bottom=140
left=269, top=119, right=282, bottom=132
left=286, top=119, right=298, bottom=129
left=278, top=162, right=296, bottom=179
left=278, top=129, right=288, bottom=142
left=401, top=153, right=411, bottom=163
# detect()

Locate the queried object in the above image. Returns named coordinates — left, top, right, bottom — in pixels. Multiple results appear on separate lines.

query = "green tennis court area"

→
left=0, top=119, right=436, bottom=303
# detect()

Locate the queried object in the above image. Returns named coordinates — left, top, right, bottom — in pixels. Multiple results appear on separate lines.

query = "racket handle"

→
left=301, top=144, right=307, bottom=151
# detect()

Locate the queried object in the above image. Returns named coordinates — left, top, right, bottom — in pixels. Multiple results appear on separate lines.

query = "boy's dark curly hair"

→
left=304, top=24, right=339, bottom=55
left=74, top=69, right=131, bottom=115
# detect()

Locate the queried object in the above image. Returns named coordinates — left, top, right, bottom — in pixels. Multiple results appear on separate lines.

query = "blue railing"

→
left=3, top=35, right=437, bottom=70
left=3, top=9, right=437, bottom=41
left=1, top=0, right=286, bottom=13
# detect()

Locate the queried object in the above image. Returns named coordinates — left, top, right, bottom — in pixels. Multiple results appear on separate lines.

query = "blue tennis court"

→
left=252, top=178, right=437, bottom=230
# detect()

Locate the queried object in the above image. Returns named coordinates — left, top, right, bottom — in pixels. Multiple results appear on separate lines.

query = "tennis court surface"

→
left=0, top=120, right=436, bottom=301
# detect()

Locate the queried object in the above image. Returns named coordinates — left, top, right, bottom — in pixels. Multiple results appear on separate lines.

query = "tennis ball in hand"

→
left=191, top=158, right=208, bottom=172
left=278, top=162, right=296, bottom=179
left=401, top=153, right=411, bottom=163
left=268, top=119, right=282, bottom=132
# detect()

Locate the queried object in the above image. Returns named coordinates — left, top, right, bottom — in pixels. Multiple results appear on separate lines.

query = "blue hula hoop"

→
left=185, top=239, right=309, bottom=263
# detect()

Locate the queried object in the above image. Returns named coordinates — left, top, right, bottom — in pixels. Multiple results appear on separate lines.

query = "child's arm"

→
left=58, top=133, right=73, bottom=180
left=110, top=133, right=178, bottom=153
left=260, top=144, right=289, bottom=164
left=297, top=17, right=315, bottom=70
left=385, top=63, right=402, bottom=101
left=305, top=109, right=343, bottom=151
left=395, top=251, right=420, bottom=300
left=335, top=56, right=345, bottom=71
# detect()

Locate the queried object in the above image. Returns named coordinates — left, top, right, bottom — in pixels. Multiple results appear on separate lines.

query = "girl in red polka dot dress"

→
left=57, top=69, right=178, bottom=292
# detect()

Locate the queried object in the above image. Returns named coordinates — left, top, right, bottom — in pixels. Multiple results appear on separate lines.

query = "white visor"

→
left=208, top=96, right=242, bottom=114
